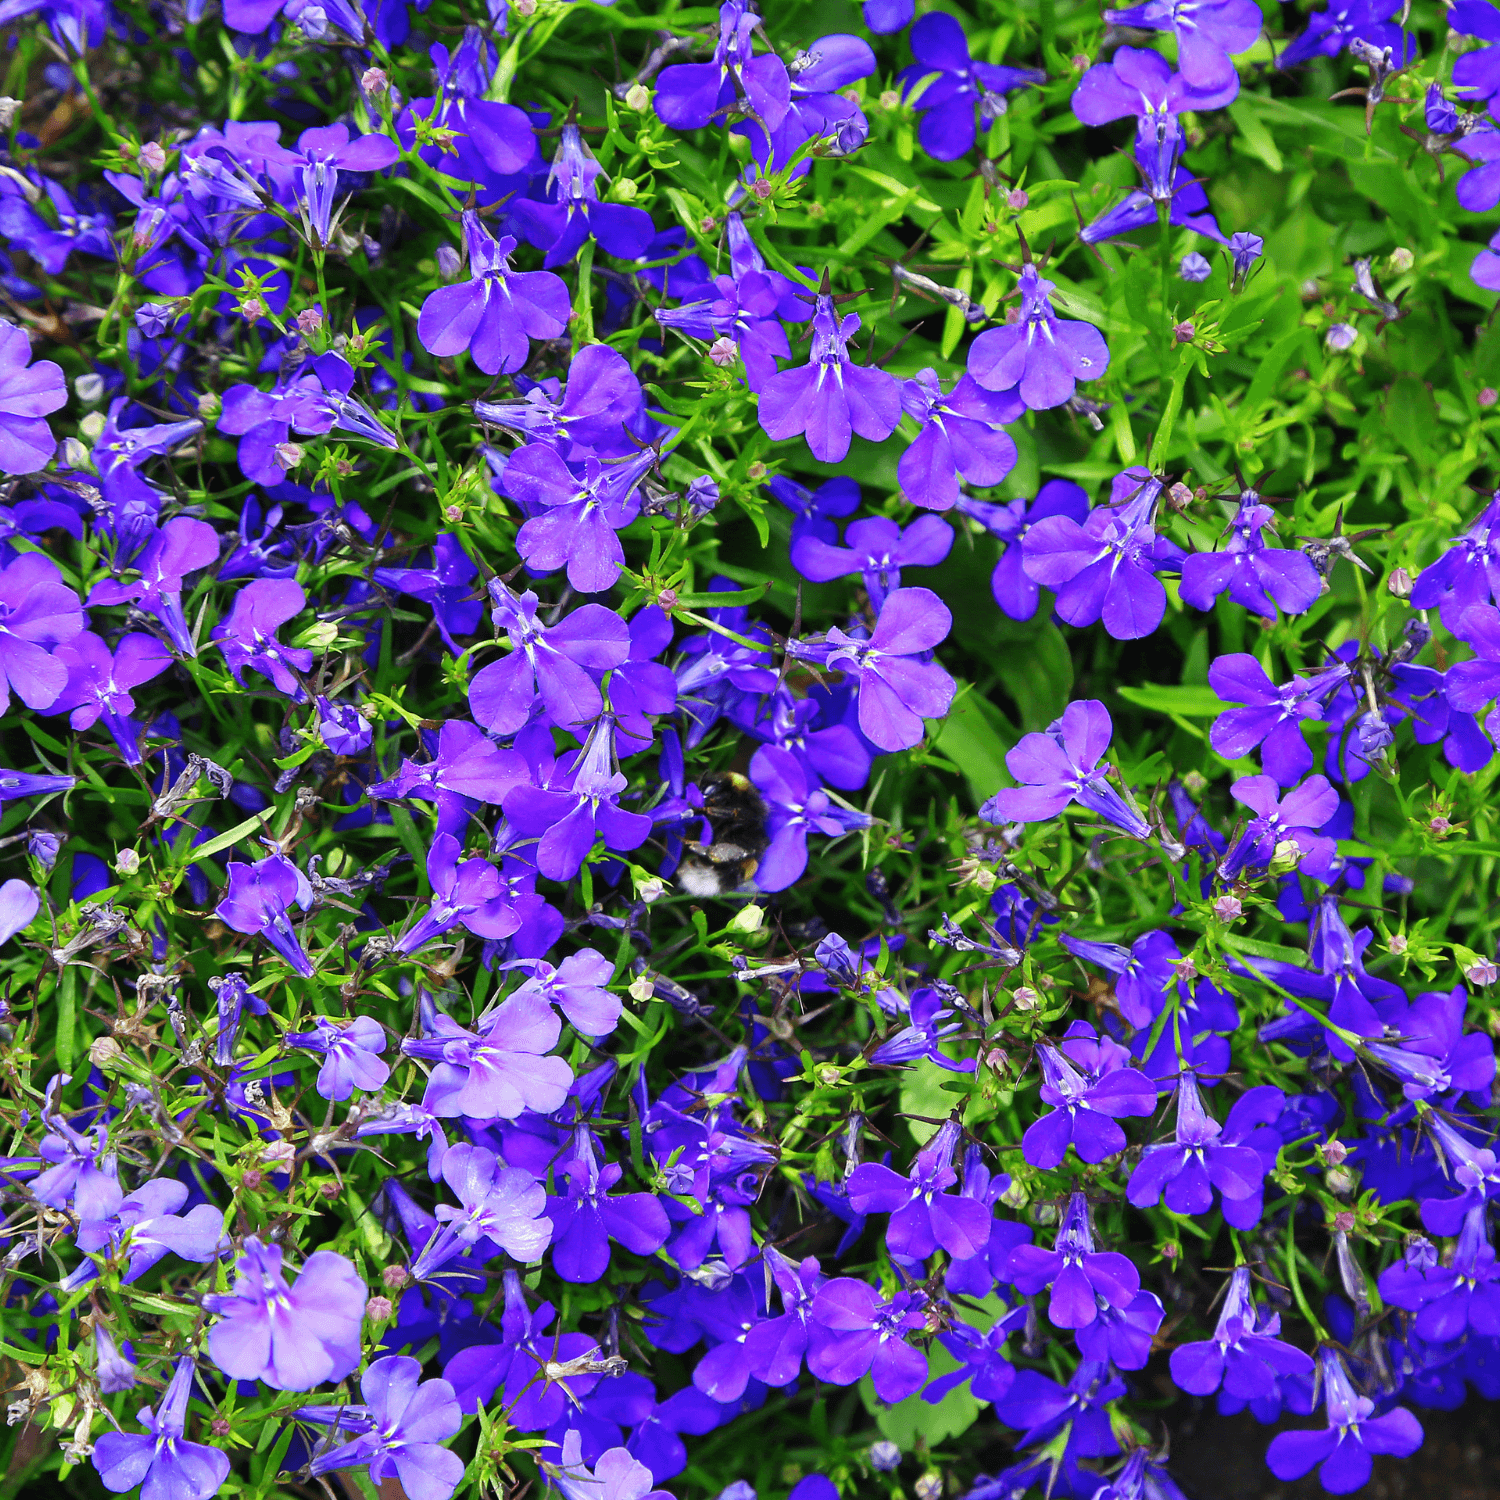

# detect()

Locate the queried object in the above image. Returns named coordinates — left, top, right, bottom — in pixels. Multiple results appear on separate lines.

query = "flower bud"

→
left=621, top=82, right=650, bottom=112
left=727, top=903, right=764, bottom=933
left=638, top=876, right=667, bottom=903
left=513, top=0, right=535, bottom=13
left=879, top=89, right=901, bottom=109
left=1325, top=322, right=1357, bottom=351
left=915, top=1473, right=942, bottom=1500
left=869, top=1442, right=901, bottom=1473
left=629, top=973, right=655, bottom=1002
left=1387, top=566, right=1413, bottom=597
left=1006, top=187, right=1029, bottom=211
left=88, top=1036, right=124, bottom=1070
left=62, top=436, right=92, bottom=470
left=296, top=307, right=323, bottom=335
left=74, top=372, right=104, bottom=405
left=382, top=1264, right=409, bottom=1289
left=1467, top=958, right=1499, bottom=986
left=1179, top=251, right=1211, bottom=282
left=114, top=849, right=140, bottom=876
left=1213, top=893, right=1242, bottom=923
left=1011, top=985, right=1039, bottom=1012
left=751, top=178, right=774, bottom=201
left=27, top=830, right=60, bottom=870
left=1430, top=816, right=1452, bottom=835
left=709, top=336, right=738, bottom=367
left=0, top=99, right=20, bottom=130
left=1173, top=320, right=1195, bottom=343
left=1388, top=246, right=1414, bottom=273
left=1482, top=387, right=1499, bottom=409
left=274, top=441, right=305, bottom=472
left=1321, top=1139, right=1349, bottom=1166
left=436, top=243, right=462, bottom=280
left=79, top=411, right=105, bottom=442
left=1388, top=932, right=1408, bottom=954
left=365, top=1295, right=394, bottom=1321
left=1267, top=839, right=1303, bottom=876
left=197, top=390, right=221, bottom=421
left=1332, top=1210, right=1356, bottom=1232
left=361, top=67, right=389, bottom=96
left=139, top=141, right=167, bottom=173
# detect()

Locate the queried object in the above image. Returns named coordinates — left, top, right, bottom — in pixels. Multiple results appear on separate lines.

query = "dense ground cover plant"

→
left=5, top=0, right=1500, bottom=1494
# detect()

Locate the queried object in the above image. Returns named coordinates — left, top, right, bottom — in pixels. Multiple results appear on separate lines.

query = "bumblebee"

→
left=676, top=771, right=769, bottom=896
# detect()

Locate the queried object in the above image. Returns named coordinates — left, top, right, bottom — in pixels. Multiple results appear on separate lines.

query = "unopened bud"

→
left=1160, top=1241, right=1180, bottom=1259
left=708, top=336, right=738, bottom=367
left=241, top=1169, right=264, bottom=1190
left=656, top=587, right=679, bottom=610
left=513, top=0, right=535, bottom=13
left=815, top=1064, right=843, bottom=1087
left=1430, top=816, right=1452, bottom=835
left=612, top=177, right=639, bottom=203
left=88, top=1036, right=124, bottom=1069
left=1467, top=958, right=1499, bottom=986
left=78, top=411, right=105, bottom=442
left=382, top=1264, right=409, bottom=1289
left=210, top=1417, right=231, bottom=1437
left=1388, top=247, right=1414, bottom=273
left=869, top=1441, right=902, bottom=1473
left=1000, top=1178, right=1029, bottom=1210
left=74, top=373, right=104, bottom=404
left=751, top=178, right=774, bottom=201
left=624, top=82, right=651, bottom=112
left=879, top=89, right=901, bottom=109
left=1011, top=986, right=1039, bottom=1012
left=197, top=391, right=221, bottom=421
left=747, top=461, right=767, bottom=481
left=1006, top=188, right=1029, bottom=211
left=365, top=1295, right=394, bottom=1321
left=638, top=877, right=667, bottom=903
left=1173, top=320, right=1195, bottom=343
left=628, top=974, right=654, bottom=1003
left=1482, top=387, right=1499, bottom=409
left=1388, top=932, right=1408, bottom=954
left=114, top=849, right=140, bottom=876
left=915, top=1474, right=942, bottom=1500
left=1321, top=1139, right=1349, bottom=1166
left=0, top=99, right=20, bottom=130
left=1387, top=566, right=1413, bottom=597
left=699, top=215, right=717, bottom=233
left=361, top=67, right=388, bottom=96
left=274, top=441, right=304, bottom=471
left=1267, top=839, right=1303, bottom=876
left=1213, top=894, right=1242, bottom=923
left=240, top=296, right=267, bottom=323
left=296, top=307, right=323, bottom=335
left=139, top=141, right=167, bottom=173
left=727, top=903, right=764, bottom=934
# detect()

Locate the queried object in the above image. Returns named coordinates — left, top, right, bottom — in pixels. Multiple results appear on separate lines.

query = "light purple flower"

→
left=287, top=1015, right=391, bottom=1101
left=210, top=578, right=313, bottom=701
left=1169, top=1265, right=1312, bottom=1401
left=393, top=832, right=539, bottom=955
left=846, top=1120, right=992, bottom=1262
left=50, top=631, right=172, bottom=765
left=503, top=948, right=621, bottom=1036
left=896, top=369, right=1020, bottom=511
left=1021, top=1022, right=1156, bottom=1168
left=1105, top=0, right=1262, bottom=93
left=0, top=322, right=66, bottom=475
left=0, top=878, right=37, bottom=944
left=1125, top=1072, right=1268, bottom=1216
left=550, top=1429, right=674, bottom=1500
left=807, top=1278, right=929, bottom=1403
left=1007, top=1191, right=1140, bottom=1330
left=748, top=744, right=870, bottom=891
left=92, top=1357, right=229, bottom=1500
left=791, top=515, right=953, bottom=611
left=87, top=517, right=219, bottom=656
left=215, top=851, right=316, bottom=977
left=1217, top=773, right=1339, bottom=880
left=409, top=1143, right=552, bottom=1278
left=967, top=265, right=1109, bottom=410
left=0, top=551, right=86, bottom=712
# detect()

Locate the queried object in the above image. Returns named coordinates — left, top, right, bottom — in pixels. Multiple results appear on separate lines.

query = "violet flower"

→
left=980, top=698, right=1151, bottom=839
left=392, top=832, right=539, bottom=955
left=211, top=972, right=269, bottom=1066
left=1362, top=985, right=1496, bottom=1102
left=1279, top=0, right=1409, bottom=66
left=960, top=481, right=1091, bottom=621
left=1021, top=1022, right=1156, bottom=1168
left=654, top=0, right=791, bottom=132
left=0, top=321, right=66, bottom=475
left=748, top=744, right=870, bottom=890
left=1007, top=1191, right=1141, bottom=1330
left=0, top=551, right=86, bottom=712
left=1169, top=1265, right=1313, bottom=1400
left=0, top=878, right=37, bottom=945
left=1408, top=493, right=1500, bottom=627
left=1125, top=1072, right=1269, bottom=1217
left=1266, top=1348, right=1423, bottom=1492
left=846, top=1120, right=993, bottom=1262
left=967, top=264, right=1110, bottom=411
left=504, top=947, right=621, bottom=1036
left=264, top=123, right=400, bottom=247
left=301, top=1355, right=466, bottom=1500
left=1207, top=654, right=1349, bottom=787
left=807, top=1278, right=929, bottom=1403
left=757, top=289, right=902, bottom=463
left=898, top=12, right=1044, bottom=160
left=68, top=1176, right=229, bottom=1290
left=896, top=369, right=1021, bottom=511
left=549, top=1429, right=674, bottom=1500
left=409, top=1143, right=552, bottom=1278
left=93, top=1323, right=137, bottom=1394
left=1378, top=1206, right=1500, bottom=1341
left=418, top=211, right=571, bottom=375
left=91, top=1357, right=229, bottom=1500
left=1105, top=0, right=1262, bottom=93
left=373, top=534, right=483, bottom=656
left=744, top=1246, right=826, bottom=1387
left=790, top=514, right=954, bottom=611
left=87, top=516, right=219, bottom=655
left=286, top=1015, right=391, bottom=1101
left=468, top=582, right=629, bottom=735
left=1021, top=468, right=1185, bottom=639
left=215, top=851, right=316, bottom=977
left=210, top=578, right=313, bottom=701
left=50, top=631, right=172, bottom=765
left=545, top=1128, right=670, bottom=1283
left=1180, top=492, right=1322, bottom=618
left=1217, top=773, right=1339, bottom=881
left=204, top=1237, right=366, bottom=1390
left=1081, top=164, right=1227, bottom=247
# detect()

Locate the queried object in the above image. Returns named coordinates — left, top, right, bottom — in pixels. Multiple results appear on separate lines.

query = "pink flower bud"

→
left=1006, top=188, right=1029, bottom=211
left=751, top=178, right=774, bottom=200
left=1333, top=1210, right=1356, bottom=1232
left=296, top=307, right=323, bottom=335
left=1482, top=387, right=1498, bottom=408
left=1387, top=566, right=1412, bottom=597
left=1388, top=933, right=1408, bottom=954
left=274, top=442, right=305, bottom=471
left=382, top=1264, right=409, bottom=1289
left=1468, top=958, right=1499, bottom=986
left=1213, top=894, right=1242, bottom=923
left=362, top=67, right=388, bottom=95
left=139, top=141, right=166, bottom=173
left=365, top=1295, right=394, bottom=1321
left=708, top=336, right=738, bottom=367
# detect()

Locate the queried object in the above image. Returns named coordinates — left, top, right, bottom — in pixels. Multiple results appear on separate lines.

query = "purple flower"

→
left=787, top=587, right=956, bottom=752
left=1207, top=654, right=1349, bottom=786
left=1181, top=251, right=1212, bottom=280
left=287, top=1015, right=391, bottom=1101
left=1020, top=1022, right=1156, bottom=1168
left=50, top=631, right=172, bottom=765
left=92, top=1357, right=229, bottom=1500
left=1081, top=164, right=1227, bottom=246
left=215, top=851, right=316, bottom=977
left=1363, top=985, right=1496, bottom=1102
left=1228, top=231, right=1264, bottom=289
left=502, top=446, right=652, bottom=595
left=1443, top=603, right=1500, bottom=716
left=1060, top=929, right=1183, bottom=1028
left=898, top=12, right=1044, bottom=160
left=766, top=473, right=861, bottom=543
left=94, top=1323, right=137, bottom=1394
left=0, top=878, right=37, bottom=945
left=302, top=1355, right=466, bottom=1500
left=1378, top=1205, right=1500, bottom=1341
left=211, top=972, right=268, bottom=1066
left=1280, top=0, right=1409, bottom=66
left=993, top=1359, right=1125, bottom=1458
left=264, top=123, right=400, bottom=246
left=87, top=517, right=219, bottom=656
left=393, top=833, right=539, bottom=955
left=980, top=698, right=1151, bottom=839
left=0, top=322, right=65, bottom=475
left=960, top=481, right=1091, bottom=621
left=655, top=0, right=791, bottom=132
left=1419, top=1113, right=1500, bottom=1235
left=370, top=719, right=529, bottom=838
left=1106, top=0, right=1261, bottom=92
left=418, top=211, right=571, bottom=374
left=807, top=1278, right=928, bottom=1403
left=1266, top=1349, right=1423, bottom=1493
left=1021, top=468, right=1185, bottom=639
left=1217, top=773, right=1339, bottom=881
left=1125, top=1072, right=1268, bottom=1218
left=847, top=1120, right=993, bottom=1262
left=967, top=264, right=1110, bottom=410
left=402, top=991, right=573, bottom=1120
left=0, top=551, right=86, bottom=712
left=791, top=515, right=953, bottom=611
left=546, top=1128, right=670, bottom=1283
left=1179, top=492, right=1322, bottom=617
left=469, top=583, right=630, bottom=735
left=1007, top=1191, right=1141, bottom=1329
left=747, top=744, right=870, bottom=891
left=896, top=368, right=1021, bottom=511
left=742, top=1246, right=826, bottom=1387
left=210, top=578, right=313, bottom=701
left=373, top=534, right=482, bottom=656
left=1170, top=1265, right=1313, bottom=1400
left=69, top=1176, right=229, bottom=1289
left=204, top=1237, right=366, bottom=1390
left=409, top=1144, right=552, bottom=1278
left=1409, top=496, right=1500, bottom=627
left=550, top=1429, right=674, bottom=1500
left=757, top=288, right=902, bottom=463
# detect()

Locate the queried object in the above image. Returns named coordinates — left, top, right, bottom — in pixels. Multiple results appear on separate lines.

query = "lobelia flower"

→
left=545, top=1127, right=671, bottom=1283
left=757, top=288, right=902, bottom=463
left=468, top=582, right=630, bottom=736
left=402, top=991, right=573, bottom=1120
left=1170, top=1265, right=1313, bottom=1401
left=502, top=718, right=654, bottom=879
left=1059, top=929, right=1184, bottom=1029
left=1228, top=231, right=1263, bottom=289
left=1020, top=1021, right=1156, bottom=1168
left=1081, top=163, right=1227, bottom=247
left=1419, top=1113, right=1500, bottom=1235
left=993, top=1359, right=1125, bottom=1460
left=1279, top=0, right=1409, bottom=65
left=895, top=368, right=1020, bottom=510
left=373, top=534, right=483, bottom=656
left=0, top=878, right=37, bottom=944
left=846, top=1120, right=993, bottom=1262
left=286, top=1015, right=391, bottom=1101
left=215, top=851, right=316, bottom=977
left=747, top=744, right=870, bottom=891
left=807, top=1278, right=929, bottom=1403
left=512, top=123, right=656, bottom=269
left=1266, top=1348, right=1423, bottom=1493
left=1207, top=654, right=1350, bottom=787
left=1442, top=603, right=1500, bottom=717
left=1021, top=467, right=1186, bottom=639
left=263, top=124, right=401, bottom=247
left=501, top=445, right=653, bottom=595
left=746, top=31, right=876, bottom=173
left=1125, top=1072, right=1269, bottom=1221
left=869, top=985, right=976, bottom=1071
left=91, top=1357, right=230, bottom=1500
left=300, top=1355, right=465, bottom=1500
left=408, top=1144, right=552, bottom=1278
left=93, top=1324, right=138, bottom=1395
left=785, top=587, right=956, bottom=753
left=417, top=211, right=571, bottom=375
left=1105, top=0, right=1262, bottom=93
left=1179, top=492, right=1322, bottom=618
left=959, top=481, right=1091, bottom=621
left=967, top=264, right=1110, bottom=410
left=370, top=719, right=530, bottom=838
left=0, top=551, right=86, bottom=712
left=1217, top=773, right=1339, bottom=881
left=204, top=1237, right=366, bottom=1390
left=1378, top=1206, right=1500, bottom=1341
left=655, top=0, right=790, bottom=132
left=66, top=1176, right=229, bottom=1291
left=0, top=322, right=66, bottom=475
left=766, top=473, right=861, bottom=543
left=392, top=832, right=543, bottom=955
left=980, top=698, right=1151, bottom=839
left=503, top=948, right=621, bottom=1036
left=210, top=578, right=313, bottom=701
left=743, top=1246, right=826, bottom=1387
left=87, top=517, right=219, bottom=656
left=1007, top=1192, right=1141, bottom=1330
left=898, top=12, right=1044, bottom=160
left=1407, top=493, right=1500, bottom=628
left=49, top=631, right=172, bottom=765
left=1362, top=985, right=1496, bottom=1102
left=1075, top=1287, right=1168, bottom=1371
left=791, top=515, right=954, bottom=611
left=211, top=972, right=269, bottom=1066
left=550, top=1429, right=674, bottom=1500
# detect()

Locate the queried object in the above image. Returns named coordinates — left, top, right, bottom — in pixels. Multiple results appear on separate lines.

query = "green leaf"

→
left=929, top=683, right=1016, bottom=808
left=1116, top=684, right=1229, bottom=717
